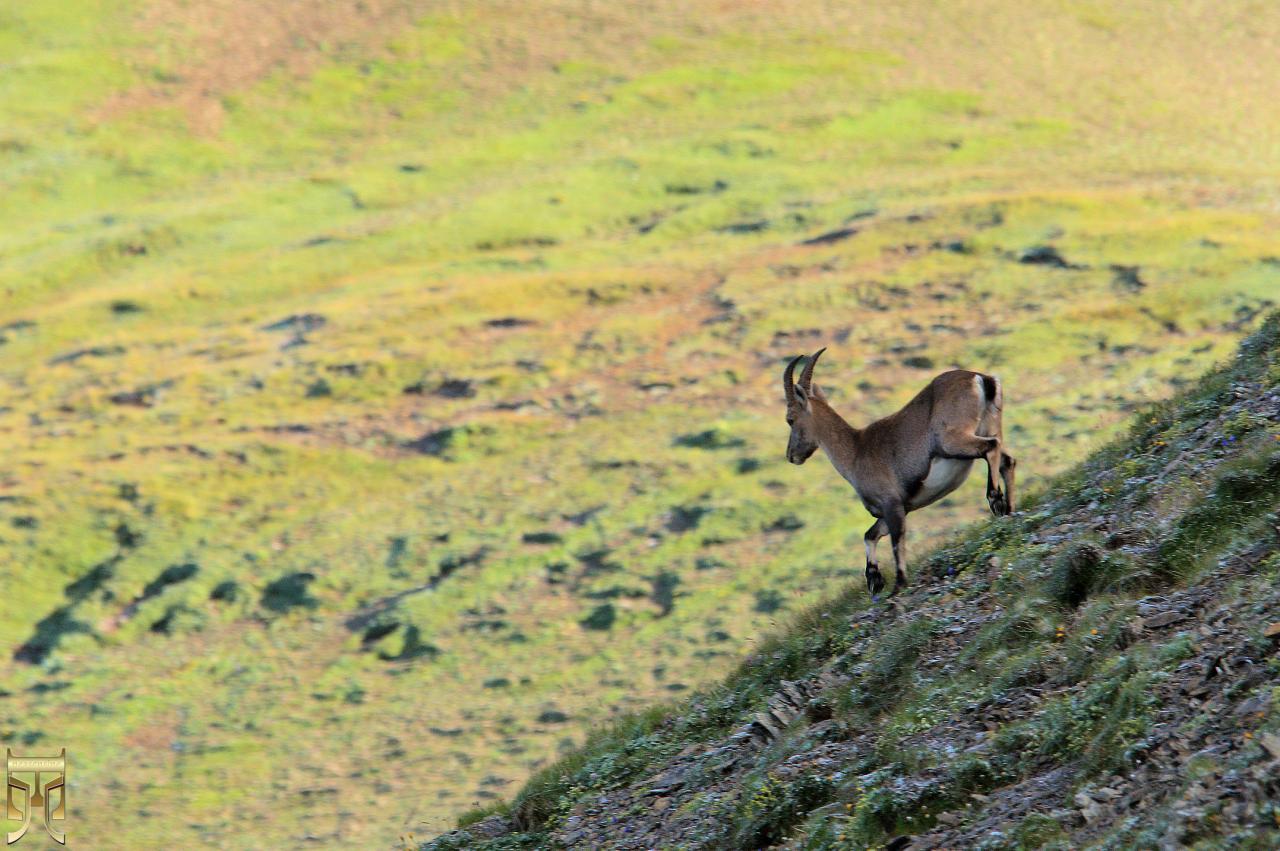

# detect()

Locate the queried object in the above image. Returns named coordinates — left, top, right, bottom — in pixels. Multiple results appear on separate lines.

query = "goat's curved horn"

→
left=799, top=347, right=826, bottom=390
left=783, top=354, right=803, bottom=403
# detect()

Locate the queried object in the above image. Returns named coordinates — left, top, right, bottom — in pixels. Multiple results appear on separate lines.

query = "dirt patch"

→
left=95, top=0, right=426, bottom=133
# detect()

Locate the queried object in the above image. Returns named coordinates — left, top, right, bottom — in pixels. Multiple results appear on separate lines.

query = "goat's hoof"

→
left=866, top=569, right=886, bottom=598
left=987, top=489, right=1010, bottom=517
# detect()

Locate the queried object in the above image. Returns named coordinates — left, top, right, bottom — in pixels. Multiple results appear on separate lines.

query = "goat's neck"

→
left=811, top=400, right=861, bottom=474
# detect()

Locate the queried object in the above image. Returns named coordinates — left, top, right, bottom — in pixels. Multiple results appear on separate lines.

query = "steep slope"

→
left=5, top=3, right=1280, bottom=847
left=426, top=313, right=1280, bottom=849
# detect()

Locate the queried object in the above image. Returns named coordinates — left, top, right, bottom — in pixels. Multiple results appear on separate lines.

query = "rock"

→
left=262, top=313, right=326, bottom=333
left=651, top=796, right=671, bottom=812
left=716, top=220, right=769, bottom=234
left=673, top=428, right=745, bottom=450
left=1263, top=622, right=1280, bottom=639
left=579, top=604, right=616, bottom=631
left=1259, top=732, right=1280, bottom=759
left=49, top=345, right=127, bottom=365
left=1018, top=245, right=1076, bottom=268
left=643, top=765, right=687, bottom=796
left=799, top=226, right=859, bottom=246
left=1142, top=610, right=1187, bottom=629
left=470, top=814, right=514, bottom=839
left=435, top=378, right=476, bottom=399
left=1111, top=264, right=1147, bottom=293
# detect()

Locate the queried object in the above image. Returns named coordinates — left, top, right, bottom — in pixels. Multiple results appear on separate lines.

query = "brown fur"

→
left=784, top=349, right=1016, bottom=596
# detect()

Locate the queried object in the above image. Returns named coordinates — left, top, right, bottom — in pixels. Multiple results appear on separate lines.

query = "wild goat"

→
left=783, top=348, right=1015, bottom=596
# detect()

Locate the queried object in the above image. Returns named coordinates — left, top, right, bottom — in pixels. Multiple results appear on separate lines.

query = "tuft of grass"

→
left=509, top=702, right=676, bottom=831
left=732, top=771, right=838, bottom=849
left=842, top=616, right=936, bottom=717
left=1044, top=541, right=1130, bottom=608
left=1155, top=442, right=1280, bottom=581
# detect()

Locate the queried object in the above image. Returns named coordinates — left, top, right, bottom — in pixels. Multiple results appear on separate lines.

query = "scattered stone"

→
left=432, top=378, right=474, bottom=398
left=262, top=313, right=326, bottom=333
left=665, top=179, right=728, bottom=195
left=49, top=345, right=126, bottom=365
left=469, top=814, right=514, bottom=839
left=305, top=379, right=332, bottom=398
left=110, top=299, right=145, bottom=314
left=716, top=220, right=769, bottom=234
left=665, top=505, right=709, bottom=533
left=1143, top=610, right=1187, bottom=629
left=1111, top=264, right=1147, bottom=293
left=764, top=515, right=804, bottom=533
left=1018, top=245, right=1076, bottom=268
left=673, top=428, right=744, bottom=450
left=260, top=572, right=317, bottom=613
left=799, top=226, right=859, bottom=246
left=209, top=581, right=239, bottom=603
left=579, top=604, right=616, bottom=631
left=404, top=427, right=456, bottom=457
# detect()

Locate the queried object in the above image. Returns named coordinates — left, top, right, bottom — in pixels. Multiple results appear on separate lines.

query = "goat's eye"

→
left=785, top=417, right=795, bottom=427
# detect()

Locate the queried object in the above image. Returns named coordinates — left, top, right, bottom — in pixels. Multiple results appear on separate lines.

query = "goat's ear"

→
left=793, top=383, right=811, bottom=408
left=808, top=382, right=825, bottom=401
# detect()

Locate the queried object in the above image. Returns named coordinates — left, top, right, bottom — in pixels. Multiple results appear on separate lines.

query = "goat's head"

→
left=783, top=348, right=826, bottom=464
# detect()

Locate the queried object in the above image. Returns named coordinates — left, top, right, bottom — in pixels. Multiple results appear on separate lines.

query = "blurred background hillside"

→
left=1, top=2, right=1277, bottom=847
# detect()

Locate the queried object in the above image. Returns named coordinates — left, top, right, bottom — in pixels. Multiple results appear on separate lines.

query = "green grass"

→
left=3, top=2, right=1280, bottom=848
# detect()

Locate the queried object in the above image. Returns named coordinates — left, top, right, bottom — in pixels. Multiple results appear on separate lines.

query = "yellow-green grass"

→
left=1, top=1, right=1279, bottom=847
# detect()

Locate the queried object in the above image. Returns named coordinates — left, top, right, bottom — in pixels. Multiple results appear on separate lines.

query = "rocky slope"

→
left=424, top=312, right=1280, bottom=849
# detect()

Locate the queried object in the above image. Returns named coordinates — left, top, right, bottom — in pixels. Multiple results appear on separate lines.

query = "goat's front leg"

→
left=863, top=518, right=888, bottom=597
left=885, top=505, right=909, bottom=595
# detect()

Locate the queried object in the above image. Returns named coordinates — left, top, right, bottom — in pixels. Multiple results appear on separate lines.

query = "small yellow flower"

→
left=1091, top=629, right=1098, bottom=635
left=1244, top=731, right=1253, bottom=740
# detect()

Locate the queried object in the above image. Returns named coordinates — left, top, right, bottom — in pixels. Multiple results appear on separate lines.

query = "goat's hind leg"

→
left=863, top=518, right=887, bottom=597
left=938, top=427, right=1009, bottom=517
left=984, top=445, right=1017, bottom=517
left=996, top=452, right=1017, bottom=515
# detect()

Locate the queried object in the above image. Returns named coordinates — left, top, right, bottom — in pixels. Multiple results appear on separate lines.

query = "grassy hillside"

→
left=1, top=2, right=1279, bottom=847
left=427, top=314, right=1280, bottom=849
